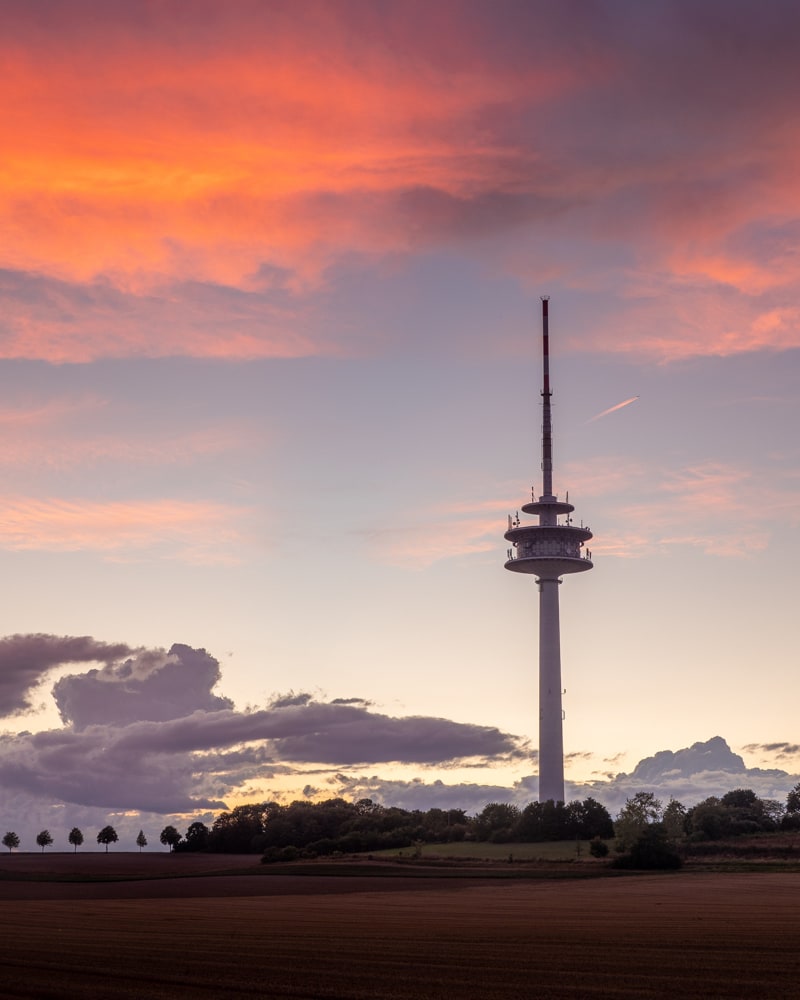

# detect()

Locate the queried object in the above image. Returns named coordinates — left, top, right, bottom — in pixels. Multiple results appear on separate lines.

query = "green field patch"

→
left=372, top=839, right=610, bottom=862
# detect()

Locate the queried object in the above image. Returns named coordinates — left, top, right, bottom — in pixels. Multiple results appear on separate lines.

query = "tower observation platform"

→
left=504, top=297, right=593, bottom=803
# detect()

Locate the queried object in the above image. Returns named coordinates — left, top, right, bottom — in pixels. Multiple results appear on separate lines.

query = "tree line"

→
left=2, top=824, right=190, bottom=853
left=4, top=783, right=798, bottom=859
left=202, top=783, right=800, bottom=859
left=0, top=797, right=616, bottom=856
left=190, top=796, right=615, bottom=857
left=615, top=784, right=800, bottom=848
left=605, top=783, right=800, bottom=870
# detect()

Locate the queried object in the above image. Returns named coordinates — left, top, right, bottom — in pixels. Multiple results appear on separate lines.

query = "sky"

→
left=1, top=0, right=800, bottom=847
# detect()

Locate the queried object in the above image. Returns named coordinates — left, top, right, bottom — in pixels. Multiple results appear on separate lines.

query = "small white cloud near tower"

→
left=504, top=297, right=593, bottom=803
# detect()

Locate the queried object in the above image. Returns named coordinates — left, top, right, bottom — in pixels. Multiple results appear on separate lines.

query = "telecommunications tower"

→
left=504, top=298, right=593, bottom=803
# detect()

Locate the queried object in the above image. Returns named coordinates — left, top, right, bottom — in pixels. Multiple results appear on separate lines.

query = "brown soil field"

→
left=0, top=850, right=262, bottom=880
left=0, top=855, right=798, bottom=998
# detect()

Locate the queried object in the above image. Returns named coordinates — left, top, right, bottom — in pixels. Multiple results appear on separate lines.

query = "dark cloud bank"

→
left=0, top=635, right=522, bottom=840
left=0, top=636, right=796, bottom=845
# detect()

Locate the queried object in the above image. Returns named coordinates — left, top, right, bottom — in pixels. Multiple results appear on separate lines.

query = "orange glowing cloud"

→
left=0, top=8, right=599, bottom=363
left=3, top=3, right=800, bottom=366
left=0, top=12, right=581, bottom=292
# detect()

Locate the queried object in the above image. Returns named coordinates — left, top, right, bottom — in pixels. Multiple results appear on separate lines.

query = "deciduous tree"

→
left=473, top=802, right=520, bottom=842
left=36, top=830, right=53, bottom=853
left=97, top=825, right=118, bottom=852
left=761, top=799, right=785, bottom=828
left=687, top=797, right=730, bottom=840
left=160, top=825, right=181, bottom=852
left=68, top=827, right=83, bottom=853
left=2, top=831, right=19, bottom=852
left=721, top=788, right=759, bottom=811
left=183, top=821, right=210, bottom=851
left=136, top=830, right=147, bottom=852
left=573, top=797, right=615, bottom=840
left=662, top=798, right=688, bottom=840
left=210, top=802, right=282, bottom=852
left=688, top=789, right=778, bottom=838
left=614, top=792, right=662, bottom=852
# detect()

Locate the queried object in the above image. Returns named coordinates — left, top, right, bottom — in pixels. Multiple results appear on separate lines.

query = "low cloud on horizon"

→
left=0, top=634, right=525, bottom=835
left=0, top=634, right=796, bottom=846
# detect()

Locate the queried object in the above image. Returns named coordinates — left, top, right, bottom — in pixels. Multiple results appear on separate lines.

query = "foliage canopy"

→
left=97, top=825, right=118, bottom=852
left=160, top=825, right=181, bottom=851
left=36, top=829, right=53, bottom=852
left=2, top=831, right=19, bottom=852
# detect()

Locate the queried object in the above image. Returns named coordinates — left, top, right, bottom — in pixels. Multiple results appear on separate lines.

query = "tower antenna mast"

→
left=541, top=296, right=553, bottom=499
left=503, top=298, right=594, bottom=803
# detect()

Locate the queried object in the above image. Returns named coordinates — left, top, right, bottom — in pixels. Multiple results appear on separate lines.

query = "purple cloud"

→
left=103, top=699, right=521, bottom=767
left=742, top=742, right=800, bottom=759
left=5, top=634, right=795, bottom=841
left=53, top=643, right=233, bottom=729
left=329, top=773, right=527, bottom=815
left=0, top=726, right=227, bottom=813
left=0, top=637, right=524, bottom=818
left=0, top=633, right=132, bottom=716
left=316, top=737, right=800, bottom=818
left=566, top=737, right=797, bottom=813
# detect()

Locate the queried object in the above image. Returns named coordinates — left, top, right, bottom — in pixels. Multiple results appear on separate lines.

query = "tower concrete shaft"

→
left=503, top=298, right=593, bottom=804
left=538, top=578, right=564, bottom=802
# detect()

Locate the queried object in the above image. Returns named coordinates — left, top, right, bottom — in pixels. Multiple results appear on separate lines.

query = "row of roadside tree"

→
left=2, top=824, right=188, bottom=853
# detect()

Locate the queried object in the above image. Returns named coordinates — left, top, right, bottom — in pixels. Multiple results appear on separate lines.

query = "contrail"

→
left=588, top=395, right=639, bottom=422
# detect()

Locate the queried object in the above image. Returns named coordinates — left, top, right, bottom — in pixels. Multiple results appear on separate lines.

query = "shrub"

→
left=488, top=828, right=515, bottom=844
left=261, top=845, right=300, bottom=864
left=589, top=837, right=609, bottom=858
left=611, top=825, right=682, bottom=870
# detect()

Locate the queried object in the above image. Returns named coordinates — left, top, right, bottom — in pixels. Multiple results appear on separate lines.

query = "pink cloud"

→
left=364, top=514, right=499, bottom=570
left=588, top=459, right=799, bottom=559
left=0, top=496, right=254, bottom=564
left=371, top=452, right=800, bottom=568
left=580, top=287, right=800, bottom=363
left=0, top=397, right=259, bottom=475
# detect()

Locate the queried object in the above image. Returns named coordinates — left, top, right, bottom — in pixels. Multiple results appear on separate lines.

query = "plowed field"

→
left=0, top=855, right=798, bottom=998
